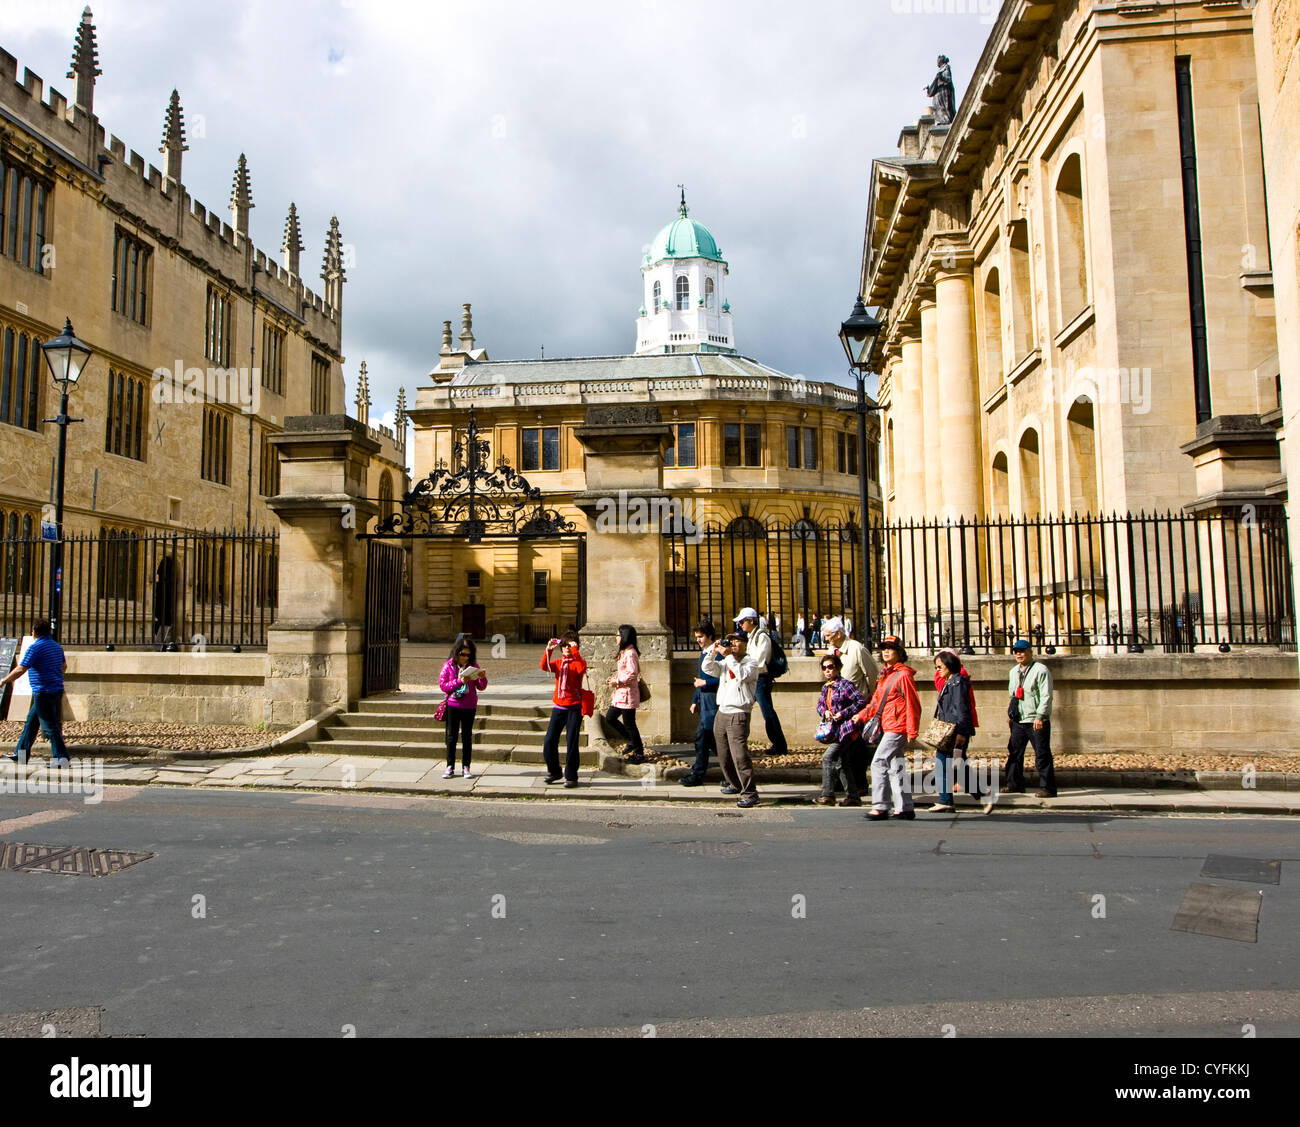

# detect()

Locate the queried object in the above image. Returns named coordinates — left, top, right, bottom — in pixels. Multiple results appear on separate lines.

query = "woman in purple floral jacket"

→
left=815, top=652, right=868, bottom=806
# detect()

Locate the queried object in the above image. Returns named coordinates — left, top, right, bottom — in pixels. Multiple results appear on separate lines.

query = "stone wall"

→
left=57, top=651, right=270, bottom=727
left=671, top=652, right=1300, bottom=755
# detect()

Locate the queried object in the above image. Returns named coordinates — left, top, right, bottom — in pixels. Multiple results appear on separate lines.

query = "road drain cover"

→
left=660, top=840, right=753, bottom=859
left=1200, top=855, right=1281, bottom=884
left=1171, top=882, right=1262, bottom=943
left=0, top=841, right=156, bottom=878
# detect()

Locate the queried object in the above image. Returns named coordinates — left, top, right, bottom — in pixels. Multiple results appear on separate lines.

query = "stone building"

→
left=0, top=9, right=407, bottom=639
left=858, top=0, right=1290, bottom=651
left=404, top=200, right=883, bottom=643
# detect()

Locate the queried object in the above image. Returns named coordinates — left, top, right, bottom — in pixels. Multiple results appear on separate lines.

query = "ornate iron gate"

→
left=363, top=540, right=404, bottom=695
left=359, top=406, right=582, bottom=695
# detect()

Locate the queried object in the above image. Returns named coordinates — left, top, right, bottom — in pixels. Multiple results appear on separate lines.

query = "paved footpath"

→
left=4, top=755, right=1297, bottom=814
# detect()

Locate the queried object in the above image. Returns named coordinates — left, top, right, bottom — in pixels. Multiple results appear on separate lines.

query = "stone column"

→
left=896, top=333, right=925, bottom=520
left=265, top=416, right=379, bottom=725
left=919, top=298, right=940, bottom=518
left=573, top=404, right=674, bottom=768
left=936, top=265, right=984, bottom=649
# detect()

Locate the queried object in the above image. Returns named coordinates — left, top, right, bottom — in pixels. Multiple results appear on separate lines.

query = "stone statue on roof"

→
left=926, top=55, right=955, bottom=125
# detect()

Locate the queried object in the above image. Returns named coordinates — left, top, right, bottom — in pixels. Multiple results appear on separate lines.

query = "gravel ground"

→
left=0, top=721, right=268, bottom=757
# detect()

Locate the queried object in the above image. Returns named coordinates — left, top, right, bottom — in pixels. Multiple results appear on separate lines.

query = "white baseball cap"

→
left=733, top=607, right=759, bottom=624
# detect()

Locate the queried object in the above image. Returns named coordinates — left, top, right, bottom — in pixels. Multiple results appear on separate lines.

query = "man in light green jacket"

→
left=1004, top=639, right=1057, bottom=797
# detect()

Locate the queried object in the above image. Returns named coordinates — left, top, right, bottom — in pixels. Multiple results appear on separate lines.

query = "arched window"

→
left=378, top=470, right=394, bottom=524
left=704, top=278, right=715, bottom=310
left=652, top=281, right=661, bottom=312
left=982, top=267, right=1004, bottom=392
left=991, top=451, right=1009, bottom=519
left=1009, top=221, right=1033, bottom=361
left=1018, top=429, right=1042, bottom=517
left=1054, top=153, right=1088, bottom=324
left=675, top=275, right=689, bottom=311
left=1067, top=399, right=1099, bottom=517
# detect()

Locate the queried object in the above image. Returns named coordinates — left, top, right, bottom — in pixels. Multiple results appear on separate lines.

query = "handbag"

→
left=814, top=684, right=836, bottom=744
left=921, top=716, right=958, bottom=752
left=863, top=673, right=904, bottom=748
left=580, top=671, right=595, bottom=718
left=637, top=677, right=650, bottom=701
left=434, top=697, right=449, bottom=722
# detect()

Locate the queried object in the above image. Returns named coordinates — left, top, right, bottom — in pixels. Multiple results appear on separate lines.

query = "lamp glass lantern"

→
left=838, top=298, right=883, bottom=372
left=41, top=317, right=93, bottom=387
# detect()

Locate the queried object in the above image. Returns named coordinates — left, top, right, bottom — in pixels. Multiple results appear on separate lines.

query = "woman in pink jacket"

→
left=440, top=633, right=487, bottom=779
left=605, top=624, right=647, bottom=764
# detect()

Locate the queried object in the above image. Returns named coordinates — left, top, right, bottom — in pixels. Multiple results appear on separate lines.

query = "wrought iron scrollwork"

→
left=373, top=407, right=577, bottom=542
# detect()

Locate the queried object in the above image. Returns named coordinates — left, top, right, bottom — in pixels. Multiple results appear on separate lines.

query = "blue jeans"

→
left=753, top=675, right=788, bottom=755
left=936, top=742, right=983, bottom=803
left=688, top=701, right=717, bottom=778
left=12, top=691, right=69, bottom=763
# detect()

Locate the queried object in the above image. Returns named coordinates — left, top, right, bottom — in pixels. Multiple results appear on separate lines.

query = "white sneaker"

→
left=443, top=766, right=454, bottom=779
left=461, top=766, right=473, bottom=779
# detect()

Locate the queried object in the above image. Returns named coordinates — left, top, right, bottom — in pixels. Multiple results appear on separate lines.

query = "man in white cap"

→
left=734, top=607, right=789, bottom=757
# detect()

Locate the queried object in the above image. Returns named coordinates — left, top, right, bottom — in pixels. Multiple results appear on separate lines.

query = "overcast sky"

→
left=2, top=0, right=992, bottom=445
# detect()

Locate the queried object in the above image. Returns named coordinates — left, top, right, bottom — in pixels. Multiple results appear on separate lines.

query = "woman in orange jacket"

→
left=540, top=631, right=587, bottom=787
left=852, top=635, right=921, bottom=821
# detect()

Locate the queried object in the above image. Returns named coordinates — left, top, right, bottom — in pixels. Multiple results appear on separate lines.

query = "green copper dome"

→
left=644, top=194, right=724, bottom=265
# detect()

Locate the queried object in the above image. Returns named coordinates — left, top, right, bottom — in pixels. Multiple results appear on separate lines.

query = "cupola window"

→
left=704, top=278, right=715, bottom=310
left=675, top=275, right=689, bottom=311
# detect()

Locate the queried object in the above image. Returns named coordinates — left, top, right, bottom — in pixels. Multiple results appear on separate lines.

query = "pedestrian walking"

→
left=1, top=619, right=70, bottom=766
left=605, top=624, right=646, bottom=765
left=1004, top=639, right=1057, bottom=797
left=844, top=612, right=854, bottom=639
left=540, top=631, right=587, bottom=788
left=822, top=615, right=872, bottom=791
left=439, top=633, right=488, bottom=779
left=794, top=613, right=807, bottom=649
left=681, top=619, right=720, bottom=787
left=931, top=650, right=993, bottom=814
left=814, top=652, right=868, bottom=806
left=852, top=635, right=921, bottom=821
left=811, top=612, right=823, bottom=647
left=702, top=631, right=761, bottom=808
left=734, top=607, right=789, bottom=757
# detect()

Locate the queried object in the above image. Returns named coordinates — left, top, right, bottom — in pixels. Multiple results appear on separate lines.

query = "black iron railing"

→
left=664, top=510, right=1294, bottom=654
left=0, top=527, right=278, bottom=648
left=879, top=510, right=1294, bottom=653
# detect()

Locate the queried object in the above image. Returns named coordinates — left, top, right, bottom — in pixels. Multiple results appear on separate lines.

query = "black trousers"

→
left=444, top=706, right=475, bottom=769
left=1005, top=720, right=1056, bottom=793
left=543, top=705, right=583, bottom=781
left=688, top=704, right=718, bottom=778
left=604, top=706, right=644, bottom=754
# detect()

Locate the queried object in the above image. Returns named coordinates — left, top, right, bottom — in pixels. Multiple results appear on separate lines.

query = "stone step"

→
left=305, top=739, right=598, bottom=766
left=318, top=722, right=585, bottom=746
left=335, top=712, right=556, bottom=731
left=355, top=699, right=551, bottom=718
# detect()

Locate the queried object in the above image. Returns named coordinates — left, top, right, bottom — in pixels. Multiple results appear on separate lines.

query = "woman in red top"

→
left=852, top=635, right=922, bottom=821
left=540, top=631, right=587, bottom=787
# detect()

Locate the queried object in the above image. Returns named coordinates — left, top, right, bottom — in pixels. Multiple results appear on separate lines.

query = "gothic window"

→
left=105, top=368, right=147, bottom=461
left=262, top=323, right=285, bottom=395
left=204, top=285, right=233, bottom=365
left=0, top=325, right=41, bottom=430
left=111, top=228, right=151, bottom=324
left=311, top=354, right=330, bottom=414
left=0, top=155, right=50, bottom=274
left=675, top=275, right=689, bottom=311
left=378, top=470, right=394, bottom=523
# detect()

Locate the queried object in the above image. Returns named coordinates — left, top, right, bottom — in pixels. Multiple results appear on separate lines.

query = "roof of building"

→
left=447, top=350, right=809, bottom=387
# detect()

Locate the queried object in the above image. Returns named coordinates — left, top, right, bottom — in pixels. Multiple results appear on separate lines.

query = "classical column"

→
left=935, top=265, right=984, bottom=650
left=935, top=267, right=983, bottom=520
left=573, top=405, right=675, bottom=764
left=919, top=298, right=941, bottom=518
left=266, top=416, right=379, bottom=724
left=896, top=334, right=925, bottom=520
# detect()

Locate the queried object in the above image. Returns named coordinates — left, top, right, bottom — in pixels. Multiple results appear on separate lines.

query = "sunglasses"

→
left=820, top=664, right=837, bottom=671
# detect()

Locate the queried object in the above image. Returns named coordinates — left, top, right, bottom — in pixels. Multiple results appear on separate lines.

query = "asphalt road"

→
left=1, top=787, right=1296, bottom=1038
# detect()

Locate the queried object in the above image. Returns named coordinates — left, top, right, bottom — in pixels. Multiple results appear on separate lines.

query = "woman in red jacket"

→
left=540, top=631, right=587, bottom=788
left=852, top=635, right=921, bottom=821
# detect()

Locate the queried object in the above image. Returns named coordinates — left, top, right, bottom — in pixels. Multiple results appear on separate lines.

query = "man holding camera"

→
left=701, top=631, right=761, bottom=808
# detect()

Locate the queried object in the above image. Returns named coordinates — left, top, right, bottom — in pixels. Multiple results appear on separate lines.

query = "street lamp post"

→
left=40, top=318, right=92, bottom=641
left=838, top=297, right=884, bottom=647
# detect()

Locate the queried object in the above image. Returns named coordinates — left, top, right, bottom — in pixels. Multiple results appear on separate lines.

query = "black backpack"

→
left=764, top=629, right=789, bottom=680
